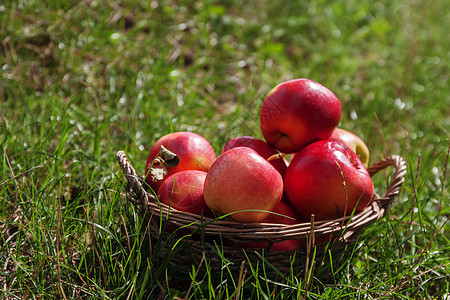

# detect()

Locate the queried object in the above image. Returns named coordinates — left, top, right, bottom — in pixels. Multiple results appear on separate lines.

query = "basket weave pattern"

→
left=116, top=151, right=406, bottom=273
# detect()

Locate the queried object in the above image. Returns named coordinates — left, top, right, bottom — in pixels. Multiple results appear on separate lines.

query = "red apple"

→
left=223, top=136, right=287, bottom=176
left=284, top=140, right=374, bottom=221
left=157, top=170, right=212, bottom=216
left=145, top=132, right=216, bottom=192
left=236, top=201, right=303, bottom=251
left=263, top=201, right=301, bottom=225
left=263, top=201, right=303, bottom=251
left=260, top=79, right=342, bottom=153
left=328, top=128, right=370, bottom=167
left=203, top=147, right=283, bottom=223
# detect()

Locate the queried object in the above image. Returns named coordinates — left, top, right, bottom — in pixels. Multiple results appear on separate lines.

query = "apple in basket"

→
left=284, top=140, right=374, bottom=221
left=223, top=136, right=287, bottom=176
left=203, top=147, right=284, bottom=223
left=328, top=128, right=370, bottom=167
left=144, top=132, right=216, bottom=193
left=238, top=201, right=303, bottom=251
left=157, top=170, right=212, bottom=217
left=259, top=78, right=342, bottom=154
left=265, top=201, right=304, bottom=251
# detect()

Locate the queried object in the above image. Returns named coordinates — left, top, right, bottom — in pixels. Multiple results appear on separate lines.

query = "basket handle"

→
left=367, top=155, right=407, bottom=206
left=116, top=150, right=154, bottom=211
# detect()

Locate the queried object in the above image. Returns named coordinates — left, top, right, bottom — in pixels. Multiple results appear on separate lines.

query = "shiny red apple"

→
left=328, top=128, right=370, bottom=167
left=223, top=136, right=287, bottom=176
left=157, top=170, right=212, bottom=216
left=203, top=147, right=283, bottom=223
left=144, top=131, right=216, bottom=193
left=260, top=79, right=342, bottom=153
left=284, top=140, right=374, bottom=221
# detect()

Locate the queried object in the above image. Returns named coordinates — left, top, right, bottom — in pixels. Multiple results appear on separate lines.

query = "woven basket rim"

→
left=116, top=151, right=406, bottom=243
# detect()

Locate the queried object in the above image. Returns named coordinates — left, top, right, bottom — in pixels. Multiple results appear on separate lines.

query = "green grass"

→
left=1, top=0, right=449, bottom=298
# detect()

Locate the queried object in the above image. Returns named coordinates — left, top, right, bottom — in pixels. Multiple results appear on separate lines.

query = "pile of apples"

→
left=144, top=78, right=374, bottom=251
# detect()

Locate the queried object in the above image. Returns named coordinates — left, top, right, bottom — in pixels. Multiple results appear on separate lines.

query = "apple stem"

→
left=267, top=152, right=288, bottom=162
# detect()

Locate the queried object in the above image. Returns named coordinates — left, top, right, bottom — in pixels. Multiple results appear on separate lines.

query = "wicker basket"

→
left=116, top=151, right=406, bottom=277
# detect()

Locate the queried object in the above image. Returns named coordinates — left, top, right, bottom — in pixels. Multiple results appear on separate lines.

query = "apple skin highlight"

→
left=204, top=147, right=284, bottom=223
left=260, top=79, right=342, bottom=154
left=328, top=128, right=370, bottom=167
left=284, top=140, right=374, bottom=221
